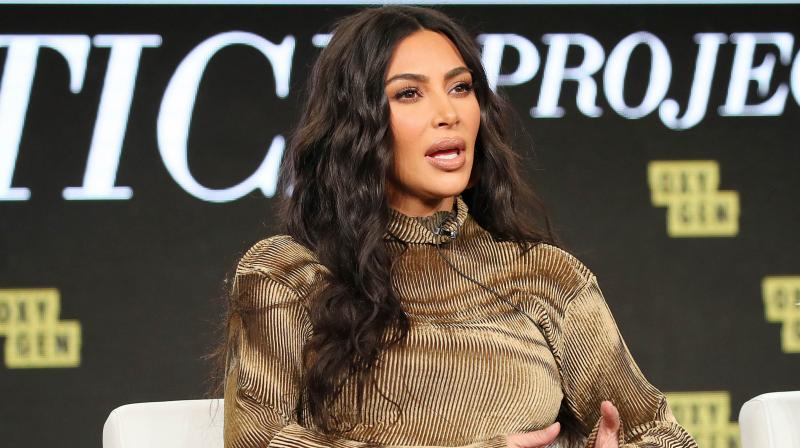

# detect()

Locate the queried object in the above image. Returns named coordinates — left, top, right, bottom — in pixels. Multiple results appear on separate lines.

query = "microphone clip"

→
left=433, top=227, right=458, bottom=240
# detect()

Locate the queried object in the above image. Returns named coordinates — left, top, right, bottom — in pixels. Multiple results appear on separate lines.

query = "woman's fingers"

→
left=595, top=400, right=621, bottom=448
left=506, top=421, right=560, bottom=448
left=505, top=402, right=619, bottom=448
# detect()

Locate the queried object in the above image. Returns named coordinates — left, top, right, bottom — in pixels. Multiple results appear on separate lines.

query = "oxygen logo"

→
left=665, top=391, right=740, bottom=448
left=0, top=288, right=82, bottom=368
left=647, top=160, right=740, bottom=237
left=762, top=276, right=800, bottom=353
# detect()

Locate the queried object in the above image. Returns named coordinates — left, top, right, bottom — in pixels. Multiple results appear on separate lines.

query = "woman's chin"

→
left=420, top=179, right=470, bottom=199
left=387, top=170, right=472, bottom=205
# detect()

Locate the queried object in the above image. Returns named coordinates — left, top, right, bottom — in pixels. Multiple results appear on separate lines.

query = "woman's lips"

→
left=425, top=147, right=465, bottom=171
left=425, top=137, right=467, bottom=171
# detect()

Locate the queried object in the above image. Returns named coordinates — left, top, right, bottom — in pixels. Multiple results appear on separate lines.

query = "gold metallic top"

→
left=223, top=195, right=697, bottom=447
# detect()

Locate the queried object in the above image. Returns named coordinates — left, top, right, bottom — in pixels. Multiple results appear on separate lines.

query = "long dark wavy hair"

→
left=211, top=4, right=584, bottom=446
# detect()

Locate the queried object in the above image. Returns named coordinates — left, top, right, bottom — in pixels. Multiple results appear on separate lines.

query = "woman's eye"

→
left=453, top=81, right=474, bottom=94
left=395, top=88, right=420, bottom=101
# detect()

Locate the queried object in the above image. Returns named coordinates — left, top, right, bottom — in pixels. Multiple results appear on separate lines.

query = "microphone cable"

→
left=431, top=223, right=544, bottom=334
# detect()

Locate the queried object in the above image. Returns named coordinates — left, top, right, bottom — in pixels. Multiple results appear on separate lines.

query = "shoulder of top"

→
left=236, top=234, right=324, bottom=292
left=528, top=242, right=596, bottom=294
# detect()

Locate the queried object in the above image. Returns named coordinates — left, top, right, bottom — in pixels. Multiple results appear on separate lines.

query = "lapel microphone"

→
left=433, top=226, right=458, bottom=240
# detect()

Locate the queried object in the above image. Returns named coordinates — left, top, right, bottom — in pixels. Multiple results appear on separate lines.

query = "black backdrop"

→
left=0, top=3, right=798, bottom=447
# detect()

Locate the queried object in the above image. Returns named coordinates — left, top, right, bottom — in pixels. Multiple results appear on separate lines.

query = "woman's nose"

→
left=430, top=93, right=459, bottom=128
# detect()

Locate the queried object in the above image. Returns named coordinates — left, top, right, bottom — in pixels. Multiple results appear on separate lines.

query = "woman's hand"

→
left=505, top=422, right=560, bottom=448
left=505, top=401, right=621, bottom=448
left=595, top=400, right=621, bottom=448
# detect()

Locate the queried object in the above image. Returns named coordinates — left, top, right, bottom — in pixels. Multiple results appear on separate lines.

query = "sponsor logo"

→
left=762, top=276, right=800, bottom=353
left=666, top=391, right=740, bottom=447
left=648, top=160, right=739, bottom=237
left=0, top=288, right=81, bottom=368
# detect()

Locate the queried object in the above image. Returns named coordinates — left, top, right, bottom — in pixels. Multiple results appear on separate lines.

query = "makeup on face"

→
left=384, top=29, right=481, bottom=216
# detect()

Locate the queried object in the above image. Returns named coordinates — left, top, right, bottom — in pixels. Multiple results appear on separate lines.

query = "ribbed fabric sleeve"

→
left=557, top=275, right=697, bottom=447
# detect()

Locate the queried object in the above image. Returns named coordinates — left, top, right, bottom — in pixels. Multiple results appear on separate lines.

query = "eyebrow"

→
left=385, top=66, right=472, bottom=86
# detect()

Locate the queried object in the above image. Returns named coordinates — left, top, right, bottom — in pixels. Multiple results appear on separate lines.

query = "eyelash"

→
left=394, top=81, right=474, bottom=102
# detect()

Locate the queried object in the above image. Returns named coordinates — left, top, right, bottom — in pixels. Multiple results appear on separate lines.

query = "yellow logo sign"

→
left=647, top=160, right=739, bottom=237
left=762, top=276, right=800, bottom=353
left=0, top=288, right=81, bottom=368
left=666, top=391, right=739, bottom=447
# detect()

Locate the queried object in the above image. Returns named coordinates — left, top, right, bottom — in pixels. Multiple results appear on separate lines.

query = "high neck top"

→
left=385, top=195, right=468, bottom=245
left=224, top=205, right=698, bottom=448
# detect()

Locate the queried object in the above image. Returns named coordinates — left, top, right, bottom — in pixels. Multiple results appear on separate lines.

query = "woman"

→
left=220, top=5, right=697, bottom=448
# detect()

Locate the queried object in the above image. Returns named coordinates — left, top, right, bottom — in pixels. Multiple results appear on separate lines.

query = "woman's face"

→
left=384, top=29, right=480, bottom=215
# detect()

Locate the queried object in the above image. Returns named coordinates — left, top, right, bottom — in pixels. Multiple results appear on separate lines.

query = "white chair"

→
left=739, top=391, right=800, bottom=448
left=102, top=399, right=224, bottom=448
